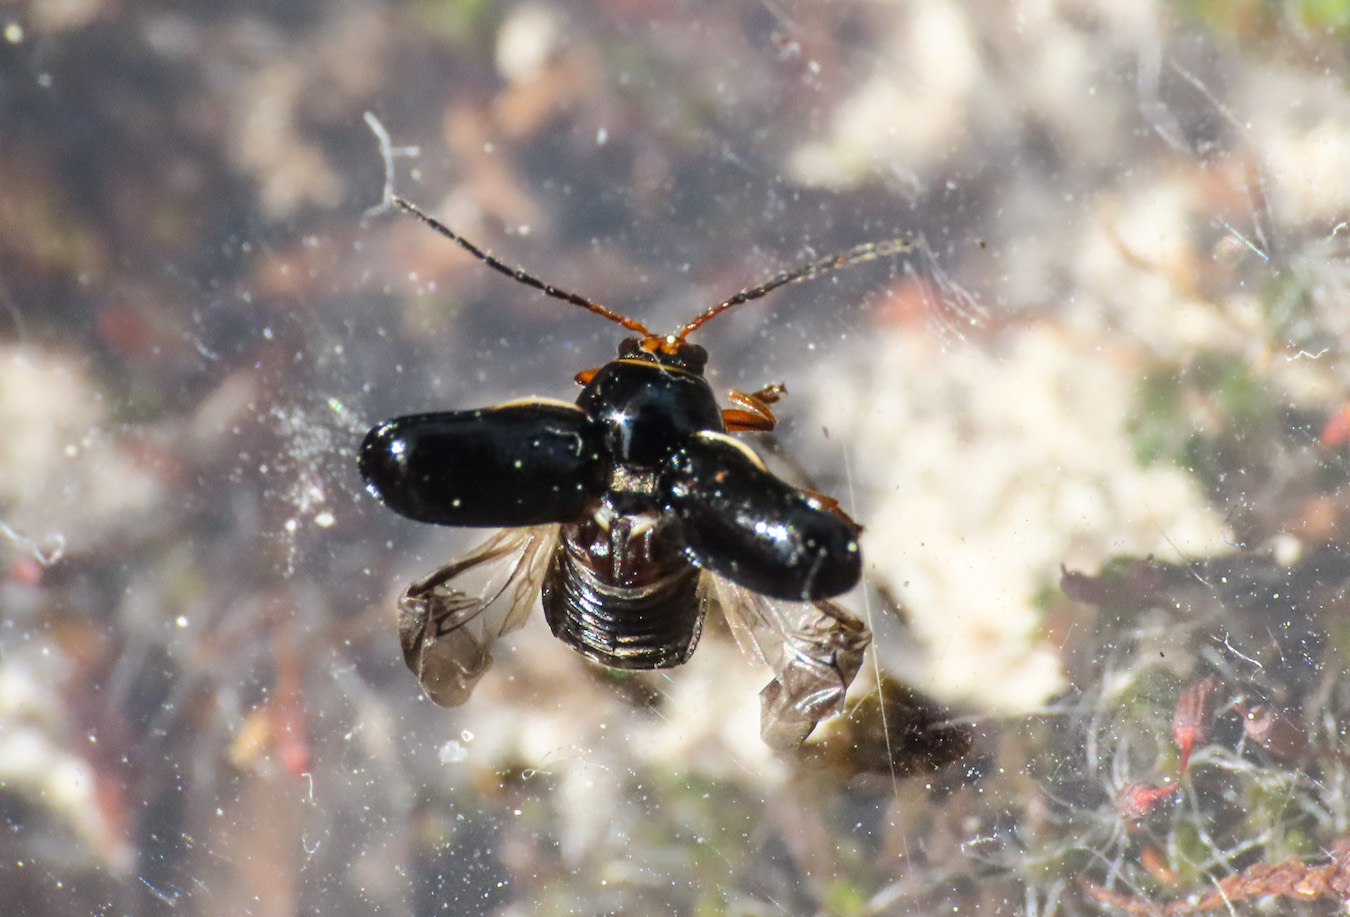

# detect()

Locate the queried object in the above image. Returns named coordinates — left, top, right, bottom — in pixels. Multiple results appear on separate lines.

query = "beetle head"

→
left=619, top=336, right=709, bottom=374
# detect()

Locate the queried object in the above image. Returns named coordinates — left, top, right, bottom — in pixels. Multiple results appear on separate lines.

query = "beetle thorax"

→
left=575, top=357, right=724, bottom=469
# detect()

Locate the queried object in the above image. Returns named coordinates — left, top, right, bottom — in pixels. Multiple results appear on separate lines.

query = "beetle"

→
left=360, top=196, right=913, bottom=748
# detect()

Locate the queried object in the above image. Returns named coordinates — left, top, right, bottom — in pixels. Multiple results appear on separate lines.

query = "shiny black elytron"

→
left=360, top=197, right=912, bottom=748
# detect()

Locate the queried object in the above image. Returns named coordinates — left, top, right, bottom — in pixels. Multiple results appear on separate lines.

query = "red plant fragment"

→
left=1081, top=838, right=1350, bottom=915
left=1172, top=675, right=1216, bottom=775
left=1320, top=402, right=1350, bottom=447
left=272, top=622, right=311, bottom=776
left=227, top=622, right=311, bottom=776
left=1115, top=780, right=1179, bottom=820
left=1140, top=845, right=1177, bottom=884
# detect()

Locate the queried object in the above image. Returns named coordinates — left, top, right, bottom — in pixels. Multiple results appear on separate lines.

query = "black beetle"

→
left=361, top=196, right=911, bottom=748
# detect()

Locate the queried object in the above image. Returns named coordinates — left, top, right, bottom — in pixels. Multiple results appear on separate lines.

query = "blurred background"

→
left=4, top=0, right=1350, bottom=914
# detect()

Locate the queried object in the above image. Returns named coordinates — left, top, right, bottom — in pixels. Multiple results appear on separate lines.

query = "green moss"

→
left=1298, top=0, right=1350, bottom=32
left=1129, top=351, right=1291, bottom=504
left=1325, top=615, right=1350, bottom=670
left=407, top=0, right=497, bottom=44
left=820, top=877, right=870, bottom=916
left=1261, top=266, right=1341, bottom=359
left=1240, top=768, right=1303, bottom=842
left=1168, top=0, right=1350, bottom=43
left=1168, top=818, right=1209, bottom=885
left=1129, top=368, right=1187, bottom=466
left=1167, top=0, right=1279, bottom=41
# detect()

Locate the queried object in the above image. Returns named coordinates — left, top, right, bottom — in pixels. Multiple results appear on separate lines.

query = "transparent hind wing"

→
left=757, top=599, right=870, bottom=750
left=397, top=526, right=556, bottom=706
left=708, top=577, right=871, bottom=749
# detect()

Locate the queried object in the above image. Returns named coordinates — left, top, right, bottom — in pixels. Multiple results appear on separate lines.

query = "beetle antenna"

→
left=391, top=196, right=652, bottom=336
left=675, top=237, right=916, bottom=341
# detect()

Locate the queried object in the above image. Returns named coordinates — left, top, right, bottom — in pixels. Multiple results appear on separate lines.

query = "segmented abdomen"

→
left=542, top=514, right=705, bottom=669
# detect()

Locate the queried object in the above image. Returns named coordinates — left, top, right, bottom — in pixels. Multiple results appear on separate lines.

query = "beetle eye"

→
left=678, top=343, right=708, bottom=374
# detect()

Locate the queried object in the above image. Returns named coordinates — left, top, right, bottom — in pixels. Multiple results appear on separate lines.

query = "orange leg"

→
left=801, top=490, right=862, bottom=530
left=723, top=383, right=787, bottom=432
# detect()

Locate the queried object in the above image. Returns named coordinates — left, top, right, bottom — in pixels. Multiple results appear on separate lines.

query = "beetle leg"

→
left=574, top=367, right=601, bottom=386
left=723, top=383, right=786, bottom=432
left=747, top=382, right=787, bottom=404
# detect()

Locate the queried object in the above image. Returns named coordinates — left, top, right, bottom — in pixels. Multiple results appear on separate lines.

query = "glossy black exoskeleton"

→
left=360, top=196, right=913, bottom=748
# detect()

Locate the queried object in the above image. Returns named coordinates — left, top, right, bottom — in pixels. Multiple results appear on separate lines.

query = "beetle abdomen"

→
left=542, top=518, right=705, bottom=669
left=661, top=432, right=861, bottom=601
left=359, top=402, right=606, bottom=527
